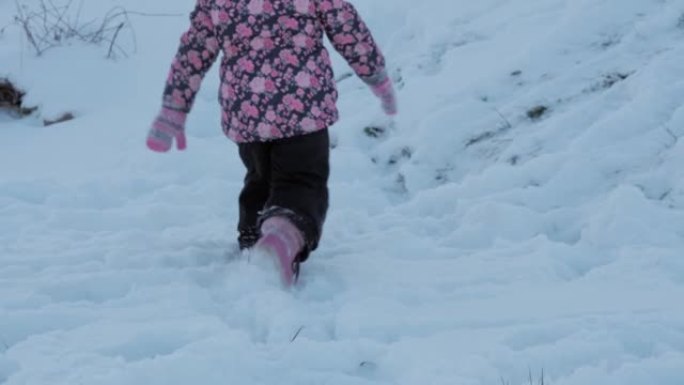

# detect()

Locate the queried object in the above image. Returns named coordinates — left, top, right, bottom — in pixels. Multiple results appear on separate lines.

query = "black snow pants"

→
left=237, top=129, right=330, bottom=262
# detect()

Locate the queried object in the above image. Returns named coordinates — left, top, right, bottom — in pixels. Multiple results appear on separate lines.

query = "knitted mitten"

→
left=147, top=107, right=187, bottom=152
left=369, top=74, right=398, bottom=116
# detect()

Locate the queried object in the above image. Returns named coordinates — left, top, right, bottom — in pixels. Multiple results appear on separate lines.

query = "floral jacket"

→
left=163, top=0, right=387, bottom=142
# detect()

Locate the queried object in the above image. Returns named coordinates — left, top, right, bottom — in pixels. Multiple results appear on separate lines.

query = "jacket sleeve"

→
left=318, top=0, right=387, bottom=85
left=162, top=0, right=220, bottom=112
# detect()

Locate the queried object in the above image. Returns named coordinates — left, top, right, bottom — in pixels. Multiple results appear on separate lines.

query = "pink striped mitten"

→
left=147, top=107, right=187, bottom=152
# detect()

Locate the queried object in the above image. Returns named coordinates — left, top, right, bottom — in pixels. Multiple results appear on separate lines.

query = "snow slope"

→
left=2, top=0, right=684, bottom=384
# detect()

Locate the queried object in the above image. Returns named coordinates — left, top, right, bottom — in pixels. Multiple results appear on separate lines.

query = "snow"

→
left=2, top=0, right=684, bottom=384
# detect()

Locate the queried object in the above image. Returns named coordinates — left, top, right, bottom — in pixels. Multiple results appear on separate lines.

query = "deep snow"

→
left=1, top=0, right=684, bottom=384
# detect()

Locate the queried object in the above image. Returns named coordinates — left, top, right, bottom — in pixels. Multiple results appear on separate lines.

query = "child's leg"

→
left=237, top=141, right=272, bottom=249
left=259, top=129, right=330, bottom=261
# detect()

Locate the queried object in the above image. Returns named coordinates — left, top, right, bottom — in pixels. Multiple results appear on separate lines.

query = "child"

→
left=146, top=0, right=397, bottom=286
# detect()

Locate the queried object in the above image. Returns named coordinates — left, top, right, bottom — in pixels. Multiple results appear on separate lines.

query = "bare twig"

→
left=14, top=0, right=41, bottom=55
left=44, top=112, right=74, bottom=126
left=529, top=368, right=534, bottom=385
left=494, top=107, right=512, bottom=130
left=107, top=22, right=124, bottom=59
left=664, top=126, right=679, bottom=143
left=527, top=367, right=547, bottom=385
left=12, top=0, right=135, bottom=58
left=49, top=0, right=74, bottom=35
left=75, top=0, right=84, bottom=29
left=290, top=326, right=305, bottom=343
left=11, top=1, right=184, bottom=59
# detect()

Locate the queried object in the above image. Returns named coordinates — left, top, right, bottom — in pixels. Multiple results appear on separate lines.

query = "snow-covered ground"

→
left=2, top=0, right=684, bottom=384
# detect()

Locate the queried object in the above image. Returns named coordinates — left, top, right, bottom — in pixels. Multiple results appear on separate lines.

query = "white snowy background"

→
left=1, top=0, right=684, bottom=384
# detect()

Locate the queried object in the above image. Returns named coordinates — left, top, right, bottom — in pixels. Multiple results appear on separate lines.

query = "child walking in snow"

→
left=146, top=0, right=397, bottom=285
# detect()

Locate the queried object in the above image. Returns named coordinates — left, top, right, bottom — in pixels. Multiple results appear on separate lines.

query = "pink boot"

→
left=254, top=216, right=305, bottom=287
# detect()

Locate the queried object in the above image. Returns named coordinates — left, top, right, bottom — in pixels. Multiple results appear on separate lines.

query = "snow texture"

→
left=1, top=0, right=684, bottom=384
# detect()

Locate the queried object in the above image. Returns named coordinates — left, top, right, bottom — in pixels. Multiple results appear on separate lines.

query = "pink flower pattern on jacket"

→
left=163, top=0, right=386, bottom=142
